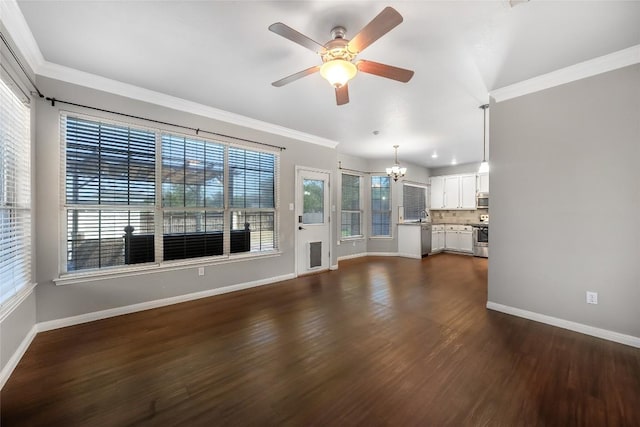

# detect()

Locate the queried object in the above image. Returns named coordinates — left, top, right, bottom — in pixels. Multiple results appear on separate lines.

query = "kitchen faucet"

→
left=420, top=209, right=429, bottom=222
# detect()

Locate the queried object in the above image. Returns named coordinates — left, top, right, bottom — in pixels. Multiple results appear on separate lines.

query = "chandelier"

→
left=386, top=145, right=407, bottom=182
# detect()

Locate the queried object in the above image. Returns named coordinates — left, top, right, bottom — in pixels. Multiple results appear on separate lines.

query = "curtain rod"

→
left=0, top=30, right=286, bottom=152
left=338, top=162, right=385, bottom=175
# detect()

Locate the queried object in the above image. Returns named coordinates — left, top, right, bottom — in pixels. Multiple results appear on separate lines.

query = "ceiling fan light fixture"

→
left=320, top=59, right=357, bottom=88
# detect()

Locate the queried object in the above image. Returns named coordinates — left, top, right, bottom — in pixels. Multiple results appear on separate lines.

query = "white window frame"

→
left=370, top=175, right=392, bottom=238
left=58, top=112, right=280, bottom=283
left=0, top=67, right=32, bottom=312
left=340, top=173, right=364, bottom=240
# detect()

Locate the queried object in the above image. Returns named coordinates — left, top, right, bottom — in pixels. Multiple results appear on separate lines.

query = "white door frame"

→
left=294, top=165, right=333, bottom=277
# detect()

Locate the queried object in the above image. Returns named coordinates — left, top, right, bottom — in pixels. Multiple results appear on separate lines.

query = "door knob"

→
left=298, top=226, right=305, bottom=230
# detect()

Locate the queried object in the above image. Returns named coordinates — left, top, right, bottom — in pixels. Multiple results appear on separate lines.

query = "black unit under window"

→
left=65, top=116, right=156, bottom=271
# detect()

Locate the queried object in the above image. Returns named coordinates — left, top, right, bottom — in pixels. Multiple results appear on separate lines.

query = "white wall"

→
left=489, top=64, right=640, bottom=339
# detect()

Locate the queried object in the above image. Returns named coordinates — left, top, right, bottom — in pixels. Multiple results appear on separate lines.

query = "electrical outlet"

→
left=198, top=267, right=205, bottom=276
left=586, top=291, right=598, bottom=304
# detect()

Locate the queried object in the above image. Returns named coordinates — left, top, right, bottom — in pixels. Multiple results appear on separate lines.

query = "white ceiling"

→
left=15, top=1, right=640, bottom=167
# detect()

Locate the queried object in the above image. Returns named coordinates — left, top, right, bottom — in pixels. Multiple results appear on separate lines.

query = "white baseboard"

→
left=329, top=264, right=339, bottom=271
left=396, top=253, right=423, bottom=260
left=337, top=253, right=367, bottom=262
left=0, top=324, right=37, bottom=389
left=486, top=301, right=640, bottom=349
left=365, top=252, right=399, bottom=257
left=37, top=273, right=295, bottom=332
left=337, top=252, right=405, bottom=262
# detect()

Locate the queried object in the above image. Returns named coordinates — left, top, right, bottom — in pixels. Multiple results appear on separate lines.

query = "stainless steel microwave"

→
left=477, top=192, right=489, bottom=208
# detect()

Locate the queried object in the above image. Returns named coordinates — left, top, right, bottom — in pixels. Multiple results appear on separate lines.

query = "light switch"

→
left=289, top=203, right=294, bottom=211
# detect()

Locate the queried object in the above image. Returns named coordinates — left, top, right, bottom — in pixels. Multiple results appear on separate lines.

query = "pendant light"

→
left=478, top=104, right=490, bottom=174
left=386, top=145, right=407, bottom=182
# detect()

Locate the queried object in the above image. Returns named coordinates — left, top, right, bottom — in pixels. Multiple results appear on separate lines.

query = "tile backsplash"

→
left=430, top=209, right=489, bottom=225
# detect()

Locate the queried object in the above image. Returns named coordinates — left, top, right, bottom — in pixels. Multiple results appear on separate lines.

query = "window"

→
left=64, top=117, right=156, bottom=271
left=403, top=184, right=427, bottom=221
left=228, top=147, right=276, bottom=252
left=0, top=76, right=31, bottom=307
left=341, top=173, right=362, bottom=238
left=371, top=176, right=391, bottom=237
left=162, top=134, right=224, bottom=260
left=63, top=115, right=278, bottom=273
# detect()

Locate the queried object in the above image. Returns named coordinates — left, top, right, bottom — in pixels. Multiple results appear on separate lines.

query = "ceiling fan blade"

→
left=335, top=84, right=349, bottom=106
left=269, top=22, right=326, bottom=54
left=347, top=7, right=403, bottom=54
left=356, top=60, right=414, bottom=83
left=272, top=65, right=321, bottom=87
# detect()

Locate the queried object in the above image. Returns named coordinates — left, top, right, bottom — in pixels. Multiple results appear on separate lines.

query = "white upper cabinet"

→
left=431, top=174, right=477, bottom=210
left=460, top=175, right=476, bottom=209
left=430, top=176, right=445, bottom=209
left=444, top=176, right=460, bottom=209
left=477, top=173, right=489, bottom=193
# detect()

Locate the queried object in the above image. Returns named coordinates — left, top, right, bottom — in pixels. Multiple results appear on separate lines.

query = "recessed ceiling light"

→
left=451, top=159, right=457, bottom=165
left=372, top=130, right=380, bottom=135
left=431, top=152, right=438, bottom=159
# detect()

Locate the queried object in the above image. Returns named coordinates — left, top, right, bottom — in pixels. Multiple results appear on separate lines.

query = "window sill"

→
left=54, top=250, right=282, bottom=286
left=369, top=236, right=393, bottom=240
left=340, top=236, right=365, bottom=242
left=0, top=282, right=37, bottom=322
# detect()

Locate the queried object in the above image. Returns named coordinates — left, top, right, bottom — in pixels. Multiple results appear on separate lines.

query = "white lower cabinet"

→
left=430, top=225, right=445, bottom=253
left=459, top=227, right=473, bottom=253
left=443, top=225, right=473, bottom=254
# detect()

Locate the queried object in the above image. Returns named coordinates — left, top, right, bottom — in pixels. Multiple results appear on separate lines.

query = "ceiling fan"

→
left=269, top=7, right=414, bottom=106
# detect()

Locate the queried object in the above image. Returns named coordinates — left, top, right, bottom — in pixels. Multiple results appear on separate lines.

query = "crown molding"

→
left=0, top=0, right=44, bottom=72
left=37, top=61, right=339, bottom=149
left=491, top=44, right=640, bottom=103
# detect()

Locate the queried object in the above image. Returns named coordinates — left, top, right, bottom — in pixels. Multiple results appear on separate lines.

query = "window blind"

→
left=371, top=176, right=391, bottom=236
left=228, top=147, right=277, bottom=252
left=162, top=134, right=225, bottom=260
left=0, top=76, right=31, bottom=307
left=64, top=116, right=156, bottom=271
left=403, top=184, right=427, bottom=221
left=63, top=116, right=280, bottom=272
left=341, top=173, right=361, bottom=238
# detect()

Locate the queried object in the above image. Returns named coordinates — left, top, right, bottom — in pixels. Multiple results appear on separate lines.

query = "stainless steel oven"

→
left=472, top=224, right=488, bottom=258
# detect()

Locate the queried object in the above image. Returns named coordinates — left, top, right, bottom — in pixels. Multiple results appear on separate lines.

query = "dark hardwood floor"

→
left=2, top=253, right=640, bottom=426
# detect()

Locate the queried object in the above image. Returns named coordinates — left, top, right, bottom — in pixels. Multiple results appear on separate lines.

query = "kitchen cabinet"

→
left=431, top=174, right=477, bottom=210
left=430, top=225, right=445, bottom=253
left=477, top=173, right=489, bottom=194
left=398, top=223, right=431, bottom=259
left=430, top=176, right=444, bottom=209
left=459, top=227, right=473, bottom=253
left=460, top=175, right=476, bottom=209
left=444, top=177, right=459, bottom=209
left=444, top=225, right=473, bottom=253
